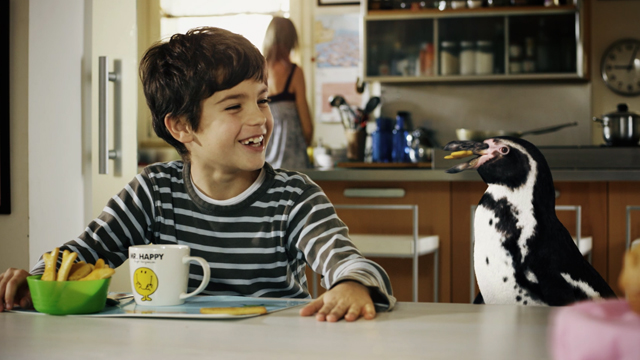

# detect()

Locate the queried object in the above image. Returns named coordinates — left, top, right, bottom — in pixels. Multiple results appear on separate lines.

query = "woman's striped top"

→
left=31, top=161, right=395, bottom=309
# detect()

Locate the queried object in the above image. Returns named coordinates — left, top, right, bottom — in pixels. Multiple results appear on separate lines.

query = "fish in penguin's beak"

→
left=443, top=140, right=490, bottom=173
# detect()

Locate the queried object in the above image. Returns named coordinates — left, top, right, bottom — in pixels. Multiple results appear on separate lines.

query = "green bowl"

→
left=27, top=275, right=111, bottom=315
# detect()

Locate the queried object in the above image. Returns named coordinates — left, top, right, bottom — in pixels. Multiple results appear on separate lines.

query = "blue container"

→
left=372, top=117, right=393, bottom=163
left=392, top=112, right=411, bottom=163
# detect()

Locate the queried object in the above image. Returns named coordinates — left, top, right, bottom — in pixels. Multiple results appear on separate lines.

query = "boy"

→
left=0, top=27, right=395, bottom=322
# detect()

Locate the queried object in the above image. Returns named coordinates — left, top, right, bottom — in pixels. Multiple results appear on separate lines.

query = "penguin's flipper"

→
left=473, top=292, right=485, bottom=304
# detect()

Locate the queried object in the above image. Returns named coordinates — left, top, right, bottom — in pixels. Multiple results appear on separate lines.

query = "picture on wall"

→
left=314, top=13, right=362, bottom=124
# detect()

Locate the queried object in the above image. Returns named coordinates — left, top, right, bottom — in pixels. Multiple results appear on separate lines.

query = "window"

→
left=159, top=0, right=290, bottom=52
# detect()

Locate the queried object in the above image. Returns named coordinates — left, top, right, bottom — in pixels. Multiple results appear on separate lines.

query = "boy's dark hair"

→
left=140, top=27, right=267, bottom=159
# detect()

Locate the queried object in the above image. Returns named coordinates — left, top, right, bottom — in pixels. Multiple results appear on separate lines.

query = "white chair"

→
left=328, top=204, right=440, bottom=303
left=469, top=204, right=591, bottom=303
left=556, top=205, right=592, bottom=262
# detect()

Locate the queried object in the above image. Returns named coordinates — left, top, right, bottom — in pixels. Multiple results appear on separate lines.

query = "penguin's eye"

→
left=499, top=146, right=509, bottom=155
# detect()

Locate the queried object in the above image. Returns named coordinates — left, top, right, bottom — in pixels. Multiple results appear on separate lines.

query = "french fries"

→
left=199, top=306, right=268, bottom=315
left=39, top=249, right=115, bottom=281
left=41, top=248, right=59, bottom=281
left=94, top=258, right=105, bottom=270
left=56, top=250, right=78, bottom=281
left=67, top=261, right=94, bottom=281
left=444, top=150, right=474, bottom=160
left=78, top=268, right=115, bottom=281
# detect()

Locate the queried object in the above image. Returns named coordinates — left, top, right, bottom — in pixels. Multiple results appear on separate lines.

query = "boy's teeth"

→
left=241, top=135, right=263, bottom=145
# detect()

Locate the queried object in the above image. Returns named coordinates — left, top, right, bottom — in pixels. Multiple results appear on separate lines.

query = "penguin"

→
left=444, top=136, right=616, bottom=306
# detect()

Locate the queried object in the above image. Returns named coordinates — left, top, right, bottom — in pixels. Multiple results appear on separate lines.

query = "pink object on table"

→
left=550, top=299, right=640, bottom=360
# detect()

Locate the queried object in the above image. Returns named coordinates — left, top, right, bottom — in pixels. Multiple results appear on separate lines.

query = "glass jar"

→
left=440, top=41, right=459, bottom=76
left=509, top=61, right=523, bottom=74
left=459, top=41, right=476, bottom=75
left=475, top=40, right=494, bottom=75
left=509, top=42, right=523, bottom=74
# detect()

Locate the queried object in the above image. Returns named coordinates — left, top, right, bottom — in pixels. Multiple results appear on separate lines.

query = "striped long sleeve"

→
left=32, top=161, right=395, bottom=310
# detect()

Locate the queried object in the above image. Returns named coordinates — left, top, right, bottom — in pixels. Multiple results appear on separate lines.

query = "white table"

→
left=1, top=302, right=554, bottom=360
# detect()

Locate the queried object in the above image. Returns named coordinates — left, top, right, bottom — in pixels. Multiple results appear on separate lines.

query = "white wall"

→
left=3, top=0, right=126, bottom=275
left=1, top=0, right=30, bottom=271
left=589, top=0, right=640, bottom=144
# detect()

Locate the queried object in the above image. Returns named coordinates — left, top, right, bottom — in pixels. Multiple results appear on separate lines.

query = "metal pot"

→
left=455, top=122, right=578, bottom=142
left=593, top=103, right=640, bottom=147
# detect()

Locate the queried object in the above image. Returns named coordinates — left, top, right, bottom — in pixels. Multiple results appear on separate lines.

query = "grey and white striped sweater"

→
left=32, top=161, right=395, bottom=309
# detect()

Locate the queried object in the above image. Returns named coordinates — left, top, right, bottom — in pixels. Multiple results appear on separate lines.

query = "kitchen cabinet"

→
left=361, top=0, right=588, bottom=82
left=608, top=182, right=640, bottom=296
left=308, top=176, right=618, bottom=304
left=313, top=180, right=451, bottom=303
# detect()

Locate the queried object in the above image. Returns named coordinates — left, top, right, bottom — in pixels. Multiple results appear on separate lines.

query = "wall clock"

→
left=601, top=38, right=640, bottom=96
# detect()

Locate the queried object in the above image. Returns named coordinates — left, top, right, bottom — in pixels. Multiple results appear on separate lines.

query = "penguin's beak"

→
left=443, top=140, right=490, bottom=173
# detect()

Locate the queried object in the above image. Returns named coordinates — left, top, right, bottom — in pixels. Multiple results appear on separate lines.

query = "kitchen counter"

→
left=302, top=146, right=640, bottom=182
left=302, top=168, right=640, bottom=182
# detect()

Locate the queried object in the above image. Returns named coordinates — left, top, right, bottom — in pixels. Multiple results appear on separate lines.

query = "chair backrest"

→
left=626, top=206, right=640, bottom=250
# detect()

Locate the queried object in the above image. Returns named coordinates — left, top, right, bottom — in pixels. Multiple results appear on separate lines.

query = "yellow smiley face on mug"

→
left=133, top=267, right=158, bottom=301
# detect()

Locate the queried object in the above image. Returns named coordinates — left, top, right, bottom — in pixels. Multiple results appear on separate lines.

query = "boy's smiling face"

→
left=188, top=79, right=273, bottom=176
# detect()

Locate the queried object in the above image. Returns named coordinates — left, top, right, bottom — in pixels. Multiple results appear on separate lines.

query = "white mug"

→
left=129, top=244, right=211, bottom=306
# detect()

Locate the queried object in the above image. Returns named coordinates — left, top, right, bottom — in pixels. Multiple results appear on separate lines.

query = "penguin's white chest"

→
left=474, top=202, right=544, bottom=306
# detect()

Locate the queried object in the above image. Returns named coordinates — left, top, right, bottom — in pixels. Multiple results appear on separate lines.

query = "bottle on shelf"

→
left=372, top=117, right=393, bottom=163
left=440, top=41, right=460, bottom=75
left=392, top=111, right=411, bottom=163
left=450, top=0, right=467, bottom=8
left=523, top=37, right=536, bottom=73
left=467, top=0, right=483, bottom=8
left=460, top=41, right=476, bottom=75
left=419, top=42, right=435, bottom=76
left=390, top=41, right=407, bottom=76
left=509, top=42, right=523, bottom=74
left=475, top=40, right=494, bottom=75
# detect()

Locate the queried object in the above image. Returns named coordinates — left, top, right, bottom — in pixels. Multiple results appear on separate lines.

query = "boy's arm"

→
left=30, top=170, right=157, bottom=274
left=287, top=185, right=396, bottom=319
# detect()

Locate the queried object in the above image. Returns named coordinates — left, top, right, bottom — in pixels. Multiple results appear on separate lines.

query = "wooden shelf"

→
left=366, top=5, right=578, bottom=19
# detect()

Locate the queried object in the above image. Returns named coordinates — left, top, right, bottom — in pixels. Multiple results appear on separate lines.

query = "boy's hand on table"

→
left=0, top=268, right=32, bottom=312
left=299, top=280, right=376, bottom=322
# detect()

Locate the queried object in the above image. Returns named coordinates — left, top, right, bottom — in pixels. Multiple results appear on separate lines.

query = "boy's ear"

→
left=164, top=114, right=194, bottom=144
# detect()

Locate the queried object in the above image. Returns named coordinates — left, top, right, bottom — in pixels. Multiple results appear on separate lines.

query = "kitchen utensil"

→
left=27, top=275, right=111, bottom=315
left=455, top=122, right=578, bottom=142
left=593, top=103, right=640, bottom=147
left=409, top=127, right=434, bottom=163
left=345, top=128, right=366, bottom=162
left=329, top=95, right=352, bottom=130
left=363, top=96, right=381, bottom=115
left=329, top=95, right=359, bottom=120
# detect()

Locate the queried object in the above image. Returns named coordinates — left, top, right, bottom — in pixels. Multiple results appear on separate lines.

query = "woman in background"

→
left=263, top=16, right=313, bottom=169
